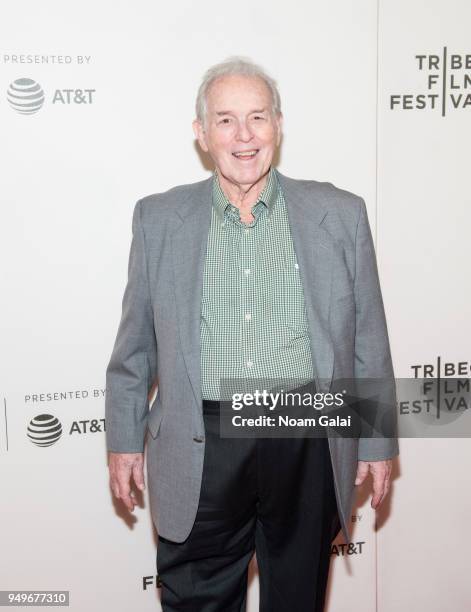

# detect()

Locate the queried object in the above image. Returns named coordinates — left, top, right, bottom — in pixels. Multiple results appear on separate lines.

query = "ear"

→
left=192, top=118, right=209, bottom=153
left=275, top=112, right=283, bottom=147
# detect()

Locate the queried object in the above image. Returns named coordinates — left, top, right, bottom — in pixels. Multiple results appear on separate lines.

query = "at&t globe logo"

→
left=7, top=78, right=45, bottom=115
left=27, top=414, right=62, bottom=447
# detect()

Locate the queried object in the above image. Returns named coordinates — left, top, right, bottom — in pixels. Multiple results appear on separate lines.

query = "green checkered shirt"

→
left=200, top=166, right=315, bottom=400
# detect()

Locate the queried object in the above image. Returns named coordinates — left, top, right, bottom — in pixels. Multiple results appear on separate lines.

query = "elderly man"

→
left=105, top=57, right=399, bottom=611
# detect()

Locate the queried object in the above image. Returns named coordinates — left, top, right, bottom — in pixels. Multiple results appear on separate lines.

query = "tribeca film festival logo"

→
left=26, top=413, right=106, bottom=447
left=6, top=77, right=96, bottom=115
left=399, top=357, right=470, bottom=423
left=390, top=48, right=471, bottom=116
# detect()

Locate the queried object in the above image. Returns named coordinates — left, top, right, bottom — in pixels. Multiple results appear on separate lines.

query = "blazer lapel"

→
left=275, top=169, right=335, bottom=392
left=172, top=176, right=213, bottom=409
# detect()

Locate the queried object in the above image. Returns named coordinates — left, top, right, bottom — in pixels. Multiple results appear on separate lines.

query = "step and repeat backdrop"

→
left=1, top=0, right=469, bottom=610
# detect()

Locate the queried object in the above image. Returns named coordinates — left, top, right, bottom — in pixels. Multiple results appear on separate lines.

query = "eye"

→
left=218, top=117, right=231, bottom=125
left=253, top=115, right=265, bottom=120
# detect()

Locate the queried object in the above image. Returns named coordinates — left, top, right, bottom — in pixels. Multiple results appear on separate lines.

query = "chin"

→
left=229, top=166, right=268, bottom=185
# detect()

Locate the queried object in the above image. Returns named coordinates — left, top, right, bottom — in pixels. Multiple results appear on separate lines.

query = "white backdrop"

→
left=0, top=0, right=469, bottom=610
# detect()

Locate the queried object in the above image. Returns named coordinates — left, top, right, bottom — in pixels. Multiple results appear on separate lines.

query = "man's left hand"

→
left=355, top=460, right=393, bottom=509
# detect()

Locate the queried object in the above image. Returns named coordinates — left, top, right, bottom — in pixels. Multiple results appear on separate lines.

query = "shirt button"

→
left=246, top=360, right=253, bottom=368
left=244, top=228, right=250, bottom=234
left=294, top=263, right=299, bottom=270
left=244, top=268, right=251, bottom=276
left=245, top=313, right=252, bottom=321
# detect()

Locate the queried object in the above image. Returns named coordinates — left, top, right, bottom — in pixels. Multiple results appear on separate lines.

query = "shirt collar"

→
left=212, top=166, right=278, bottom=223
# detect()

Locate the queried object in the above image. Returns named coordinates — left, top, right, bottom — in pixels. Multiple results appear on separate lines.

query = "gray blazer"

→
left=105, top=169, right=399, bottom=544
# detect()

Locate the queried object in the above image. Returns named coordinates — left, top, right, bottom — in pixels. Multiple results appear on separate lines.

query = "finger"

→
left=371, top=472, right=387, bottom=509
left=109, top=472, right=122, bottom=499
left=121, top=492, right=137, bottom=512
left=355, top=462, right=369, bottom=485
left=380, top=475, right=391, bottom=503
left=132, top=463, right=146, bottom=492
left=114, top=472, right=135, bottom=509
left=373, top=480, right=390, bottom=509
left=371, top=488, right=384, bottom=509
left=109, top=459, right=137, bottom=511
left=119, top=486, right=137, bottom=511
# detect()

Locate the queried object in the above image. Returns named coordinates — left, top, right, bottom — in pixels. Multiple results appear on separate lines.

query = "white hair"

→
left=195, top=56, right=282, bottom=126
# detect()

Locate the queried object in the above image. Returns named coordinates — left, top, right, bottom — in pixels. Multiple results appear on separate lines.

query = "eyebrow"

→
left=215, top=108, right=267, bottom=116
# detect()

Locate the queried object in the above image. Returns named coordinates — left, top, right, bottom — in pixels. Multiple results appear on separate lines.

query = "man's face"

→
left=193, top=74, right=282, bottom=189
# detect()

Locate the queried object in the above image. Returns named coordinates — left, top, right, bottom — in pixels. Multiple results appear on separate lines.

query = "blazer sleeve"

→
left=353, top=198, right=399, bottom=461
left=105, top=199, right=158, bottom=453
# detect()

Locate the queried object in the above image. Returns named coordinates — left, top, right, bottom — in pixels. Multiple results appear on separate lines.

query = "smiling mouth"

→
left=232, top=149, right=259, bottom=160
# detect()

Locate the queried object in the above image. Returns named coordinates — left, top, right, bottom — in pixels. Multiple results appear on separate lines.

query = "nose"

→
left=235, top=119, right=253, bottom=143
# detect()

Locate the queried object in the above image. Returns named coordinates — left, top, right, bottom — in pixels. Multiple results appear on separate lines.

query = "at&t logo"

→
left=27, top=414, right=62, bottom=447
left=7, top=78, right=45, bottom=114
left=7, top=76, right=96, bottom=114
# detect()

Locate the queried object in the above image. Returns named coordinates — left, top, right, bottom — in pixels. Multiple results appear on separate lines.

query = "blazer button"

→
left=193, top=435, right=204, bottom=443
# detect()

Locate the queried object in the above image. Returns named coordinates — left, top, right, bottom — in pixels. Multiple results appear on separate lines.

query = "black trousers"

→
left=156, top=399, right=341, bottom=612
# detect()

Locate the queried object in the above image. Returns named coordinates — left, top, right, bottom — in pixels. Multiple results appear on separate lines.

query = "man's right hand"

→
left=108, top=452, right=145, bottom=512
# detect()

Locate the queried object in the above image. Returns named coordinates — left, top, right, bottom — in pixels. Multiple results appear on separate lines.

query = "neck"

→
left=216, top=168, right=270, bottom=211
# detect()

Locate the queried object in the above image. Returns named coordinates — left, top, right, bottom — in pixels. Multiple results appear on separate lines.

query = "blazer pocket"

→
left=147, top=396, right=165, bottom=439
